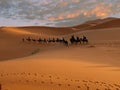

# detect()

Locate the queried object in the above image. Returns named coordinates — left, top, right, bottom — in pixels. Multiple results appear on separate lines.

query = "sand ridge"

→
left=0, top=25, right=120, bottom=90
left=2, top=27, right=34, bottom=35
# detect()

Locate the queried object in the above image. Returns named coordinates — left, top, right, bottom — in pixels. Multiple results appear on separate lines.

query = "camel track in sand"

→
left=0, top=72, right=120, bottom=90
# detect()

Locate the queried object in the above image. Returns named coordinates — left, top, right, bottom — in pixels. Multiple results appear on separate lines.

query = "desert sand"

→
left=0, top=23, right=120, bottom=90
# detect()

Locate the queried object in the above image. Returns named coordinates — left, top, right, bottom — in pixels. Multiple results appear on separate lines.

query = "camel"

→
left=62, top=38, right=68, bottom=46
left=70, top=35, right=81, bottom=44
left=32, top=39, right=36, bottom=42
left=70, top=35, right=88, bottom=44
left=63, top=40, right=69, bottom=47
left=26, top=37, right=31, bottom=42
left=76, top=37, right=82, bottom=44
left=43, top=38, right=47, bottom=43
left=70, top=35, right=76, bottom=44
left=48, top=38, right=52, bottom=43
left=82, top=36, right=88, bottom=44
left=22, top=38, right=25, bottom=42
left=56, top=38, right=60, bottom=42
left=38, top=38, right=42, bottom=43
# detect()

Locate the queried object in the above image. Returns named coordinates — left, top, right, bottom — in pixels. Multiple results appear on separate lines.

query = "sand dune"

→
left=72, top=17, right=120, bottom=31
left=0, top=19, right=120, bottom=90
left=88, top=18, right=120, bottom=30
left=17, top=26, right=74, bottom=35
left=2, top=27, right=33, bottom=35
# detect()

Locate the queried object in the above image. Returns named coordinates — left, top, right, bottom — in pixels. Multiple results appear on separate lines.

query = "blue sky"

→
left=0, top=0, right=120, bottom=27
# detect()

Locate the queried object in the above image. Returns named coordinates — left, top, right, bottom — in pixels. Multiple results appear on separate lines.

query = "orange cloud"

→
left=58, top=14, right=64, bottom=20
left=83, top=3, right=112, bottom=18
left=66, top=11, right=80, bottom=18
left=48, top=17, right=56, bottom=21
left=48, top=10, right=81, bottom=21
left=83, top=11, right=90, bottom=17
left=48, top=2, right=113, bottom=21
left=72, top=0, right=80, bottom=3
left=92, top=7, right=111, bottom=18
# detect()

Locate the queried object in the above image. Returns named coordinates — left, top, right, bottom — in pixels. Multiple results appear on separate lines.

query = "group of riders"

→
left=22, top=35, right=88, bottom=46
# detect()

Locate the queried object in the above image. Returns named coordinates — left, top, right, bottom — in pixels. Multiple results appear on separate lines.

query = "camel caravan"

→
left=22, top=35, right=88, bottom=47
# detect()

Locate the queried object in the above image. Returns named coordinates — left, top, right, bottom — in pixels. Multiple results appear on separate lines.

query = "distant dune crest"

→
left=72, top=17, right=120, bottom=31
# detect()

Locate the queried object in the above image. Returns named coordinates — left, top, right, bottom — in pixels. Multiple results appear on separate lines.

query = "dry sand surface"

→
left=72, top=17, right=120, bottom=31
left=0, top=26, right=120, bottom=90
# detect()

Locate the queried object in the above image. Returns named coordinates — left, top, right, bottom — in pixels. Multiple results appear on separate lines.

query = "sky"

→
left=0, top=0, right=120, bottom=27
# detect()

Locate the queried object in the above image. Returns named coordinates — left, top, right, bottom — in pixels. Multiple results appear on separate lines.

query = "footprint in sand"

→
left=56, top=77, right=60, bottom=79
left=58, top=84, right=62, bottom=86
left=67, top=84, right=71, bottom=86
left=26, top=80, right=29, bottom=83
left=28, top=73, right=31, bottom=76
left=34, top=80, right=37, bottom=82
left=75, top=80, right=80, bottom=82
left=116, top=88, right=119, bottom=90
left=50, top=82, right=53, bottom=84
left=41, top=81, right=45, bottom=84
left=0, top=74, right=3, bottom=77
left=49, top=75, right=52, bottom=78
left=96, top=89, right=100, bottom=90
left=41, top=75, right=44, bottom=77
left=34, top=73, right=37, bottom=76
left=77, top=86, right=81, bottom=88
left=1, top=72, right=120, bottom=90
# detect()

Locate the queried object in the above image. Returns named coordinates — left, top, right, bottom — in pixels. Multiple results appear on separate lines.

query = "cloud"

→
left=48, top=1, right=113, bottom=21
left=82, top=2, right=112, bottom=18
left=0, top=0, right=120, bottom=26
